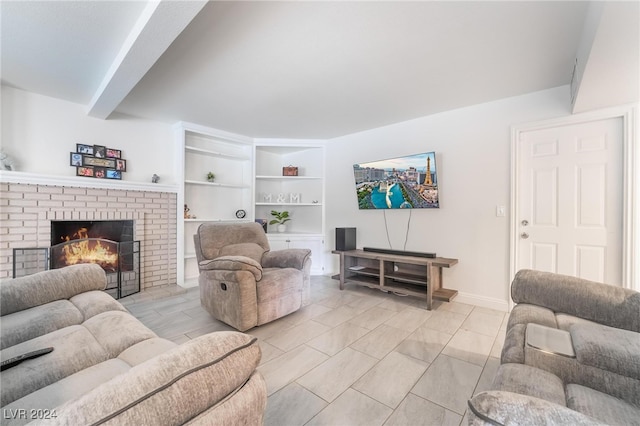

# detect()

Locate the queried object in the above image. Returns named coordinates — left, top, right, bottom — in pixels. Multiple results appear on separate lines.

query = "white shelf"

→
left=185, top=253, right=197, bottom=259
left=185, top=180, right=250, bottom=189
left=185, top=145, right=250, bottom=160
left=256, top=175, right=323, bottom=180
left=256, top=202, right=322, bottom=206
left=184, top=218, right=251, bottom=223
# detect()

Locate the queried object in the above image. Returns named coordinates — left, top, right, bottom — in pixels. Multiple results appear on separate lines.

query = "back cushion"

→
left=197, top=223, right=270, bottom=260
left=219, top=243, right=265, bottom=264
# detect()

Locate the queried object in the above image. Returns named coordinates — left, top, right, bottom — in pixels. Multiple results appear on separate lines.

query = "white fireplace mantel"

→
left=0, top=170, right=179, bottom=193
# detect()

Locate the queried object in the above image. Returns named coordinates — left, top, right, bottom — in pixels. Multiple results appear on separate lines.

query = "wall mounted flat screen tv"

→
left=353, top=152, right=438, bottom=209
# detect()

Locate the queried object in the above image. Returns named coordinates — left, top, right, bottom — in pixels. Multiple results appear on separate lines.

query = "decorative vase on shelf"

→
left=277, top=224, right=286, bottom=233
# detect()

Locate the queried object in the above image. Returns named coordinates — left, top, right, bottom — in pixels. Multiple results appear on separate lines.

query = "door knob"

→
left=521, top=220, right=529, bottom=226
left=520, top=232, right=529, bottom=239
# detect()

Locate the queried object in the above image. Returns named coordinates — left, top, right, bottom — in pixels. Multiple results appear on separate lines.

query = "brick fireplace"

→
left=0, top=179, right=177, bottom=291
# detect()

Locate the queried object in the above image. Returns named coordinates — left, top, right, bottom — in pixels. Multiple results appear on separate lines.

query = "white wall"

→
left=1, top=86, right=175, bottom=184
left=325, top=86, right=572, bottom=311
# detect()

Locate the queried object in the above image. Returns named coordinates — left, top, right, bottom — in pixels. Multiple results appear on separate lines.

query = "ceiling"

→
left=1, top=1, right=638, bottom=139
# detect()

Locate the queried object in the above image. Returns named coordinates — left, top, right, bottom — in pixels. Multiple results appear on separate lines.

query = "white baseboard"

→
left=453, top=291, right=510, bottom=312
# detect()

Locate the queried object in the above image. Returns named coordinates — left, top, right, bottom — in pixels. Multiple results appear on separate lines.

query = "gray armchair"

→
left=194, top=222, right=311, bottom=331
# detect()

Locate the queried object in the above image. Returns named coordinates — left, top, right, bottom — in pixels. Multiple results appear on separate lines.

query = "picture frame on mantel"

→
left=71, top=144, right=127, bottom=180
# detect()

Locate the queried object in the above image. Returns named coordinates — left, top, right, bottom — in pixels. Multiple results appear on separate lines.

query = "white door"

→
left=517, top=117, right=623, bottom=284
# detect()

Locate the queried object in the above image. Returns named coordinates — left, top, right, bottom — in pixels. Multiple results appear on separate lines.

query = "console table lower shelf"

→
left=331, top=249, right=458, bottom=310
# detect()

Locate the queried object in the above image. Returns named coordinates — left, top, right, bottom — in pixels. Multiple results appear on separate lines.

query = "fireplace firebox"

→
left=12, top=220, right=140, bottom=299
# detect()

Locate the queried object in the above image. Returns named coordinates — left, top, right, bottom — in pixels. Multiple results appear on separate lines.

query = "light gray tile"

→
left=265, top=320, right=331, bottom=352
left=298, top=348, right=378, bottom=402
left=351, top=324, right=411, bottom=359
left=421, top=310, right=467, bottom=334
left=282, top=303, right=333, bottom=326
left=474, top=357, right=500, bottom=395
left=182, top=305, right=212, bottom=320
left=313, top=304, right=361, bottom=327
left=442, top=329, right=494, bottom=366
left=346, top=293, right=385, bottom=313
left=265, top=382, right=327, bottom=426
left=349, top=306, right=398, bottom=330
left=411, top=354, right=483, bottom=415
left=246, top=317, right=295, bottom=341
left=384, top=394, right=462, bottom=426
left=258, top=345, right=329, bottom=395
left=490, top=330, right=506, bottom=359
left=307, top=322, right=371, bottom=356
left=258, top=340, right=284, bottom=365
left=353, top=351, right=429, bottom=409
left=436, top=301, right=474, bottom=316
left=461, top=310, right=504, bottom=337
left=317, top=292, right=362, bottom=309
left=472, top=306, right=507, bottom=318
left=306, top=388, right=392, bottom=426
left=377, top=298, right=417, bottom=312
left=395, top=326, right=452, bottom=364
left=384, top=307, right=432, bottom=332
left=185, top=321, right=235, bottom=339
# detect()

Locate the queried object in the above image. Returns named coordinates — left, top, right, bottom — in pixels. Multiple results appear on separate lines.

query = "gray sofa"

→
left=469, top=270, right=640, bottom=425
left=194, top=222, right=312, bottom=332
left=0, top=264, right=267, bottom=425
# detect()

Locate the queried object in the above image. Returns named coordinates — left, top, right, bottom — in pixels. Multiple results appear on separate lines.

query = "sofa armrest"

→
left=0, top=264, right=106, bottom=316
left=199, top=256, right=263, bottom=281
left=42, top=331, right=265, bottom=426
left=468, top=391, right=605, bottom=426
left=262, top=249, right=311, bottom=270
left=511, top=270, right=640, bottom=332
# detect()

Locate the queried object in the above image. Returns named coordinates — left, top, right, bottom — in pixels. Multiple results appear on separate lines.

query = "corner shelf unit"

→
left=254, top=142, right=326, bottom=274
left=175, top=122, right=254, bottom=286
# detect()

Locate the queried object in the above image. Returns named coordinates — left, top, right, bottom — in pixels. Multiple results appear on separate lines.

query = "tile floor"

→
left=122, top=276, right=508, bottom=426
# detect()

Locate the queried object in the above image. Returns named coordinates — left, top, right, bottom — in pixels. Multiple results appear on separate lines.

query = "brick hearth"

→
left=0, top=182, right=177, bottom=290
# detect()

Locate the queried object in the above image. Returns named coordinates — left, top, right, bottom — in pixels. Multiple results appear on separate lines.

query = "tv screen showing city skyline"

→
left=353, top=152, right=439, bottom=209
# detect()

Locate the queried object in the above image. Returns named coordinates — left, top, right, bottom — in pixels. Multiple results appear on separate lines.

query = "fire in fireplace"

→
left=50, top=220, right=134, bottom=271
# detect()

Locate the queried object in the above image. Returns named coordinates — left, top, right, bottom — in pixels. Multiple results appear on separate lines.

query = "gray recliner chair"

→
left=194, top=222, right=311, bottom=331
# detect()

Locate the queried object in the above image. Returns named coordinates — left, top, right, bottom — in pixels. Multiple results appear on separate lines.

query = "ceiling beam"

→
left=87, top=0, right=207, bottom=119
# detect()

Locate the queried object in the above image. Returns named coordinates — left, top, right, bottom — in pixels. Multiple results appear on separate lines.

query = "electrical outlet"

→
left=496, top=205, right=506, bottom=217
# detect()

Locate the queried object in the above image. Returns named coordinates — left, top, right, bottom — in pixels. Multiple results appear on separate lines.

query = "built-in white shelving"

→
left=176, top=122, right=254, bottom=286
left=254, top=142, right=326, bottom=274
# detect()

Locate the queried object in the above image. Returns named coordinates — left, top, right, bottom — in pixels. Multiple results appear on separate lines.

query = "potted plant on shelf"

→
left=269, top=210, right=290, bottom=233
left=206, top=172, right=215, bottom=182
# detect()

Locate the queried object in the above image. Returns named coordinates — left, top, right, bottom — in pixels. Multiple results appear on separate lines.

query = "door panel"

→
left=519, top=118, right=623, bottom=284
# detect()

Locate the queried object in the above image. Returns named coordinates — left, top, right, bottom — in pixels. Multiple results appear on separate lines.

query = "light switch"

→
left=496, top=205, right=506, bottom=217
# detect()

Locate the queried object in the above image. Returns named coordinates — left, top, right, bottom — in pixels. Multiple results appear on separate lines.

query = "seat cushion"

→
left=566, top=384, right=640, bottom=426
left=571, top=323, right=640, bottom=380
left=0, top=300, right=83, bottom=350
left=0, top=325, right=110, bottom=406
left=1, top=359, right=131, bottom=426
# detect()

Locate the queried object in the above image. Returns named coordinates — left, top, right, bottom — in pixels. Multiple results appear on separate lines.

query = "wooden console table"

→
left=331, top=249, right=458, bottom=310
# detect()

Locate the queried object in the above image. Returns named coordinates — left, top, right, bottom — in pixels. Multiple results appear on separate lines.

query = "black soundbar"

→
left=363, top=247, right=436, bottom=258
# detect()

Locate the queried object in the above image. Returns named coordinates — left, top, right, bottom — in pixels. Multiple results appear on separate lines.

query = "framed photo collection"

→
left=71, top=144, right=125, bottom=180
